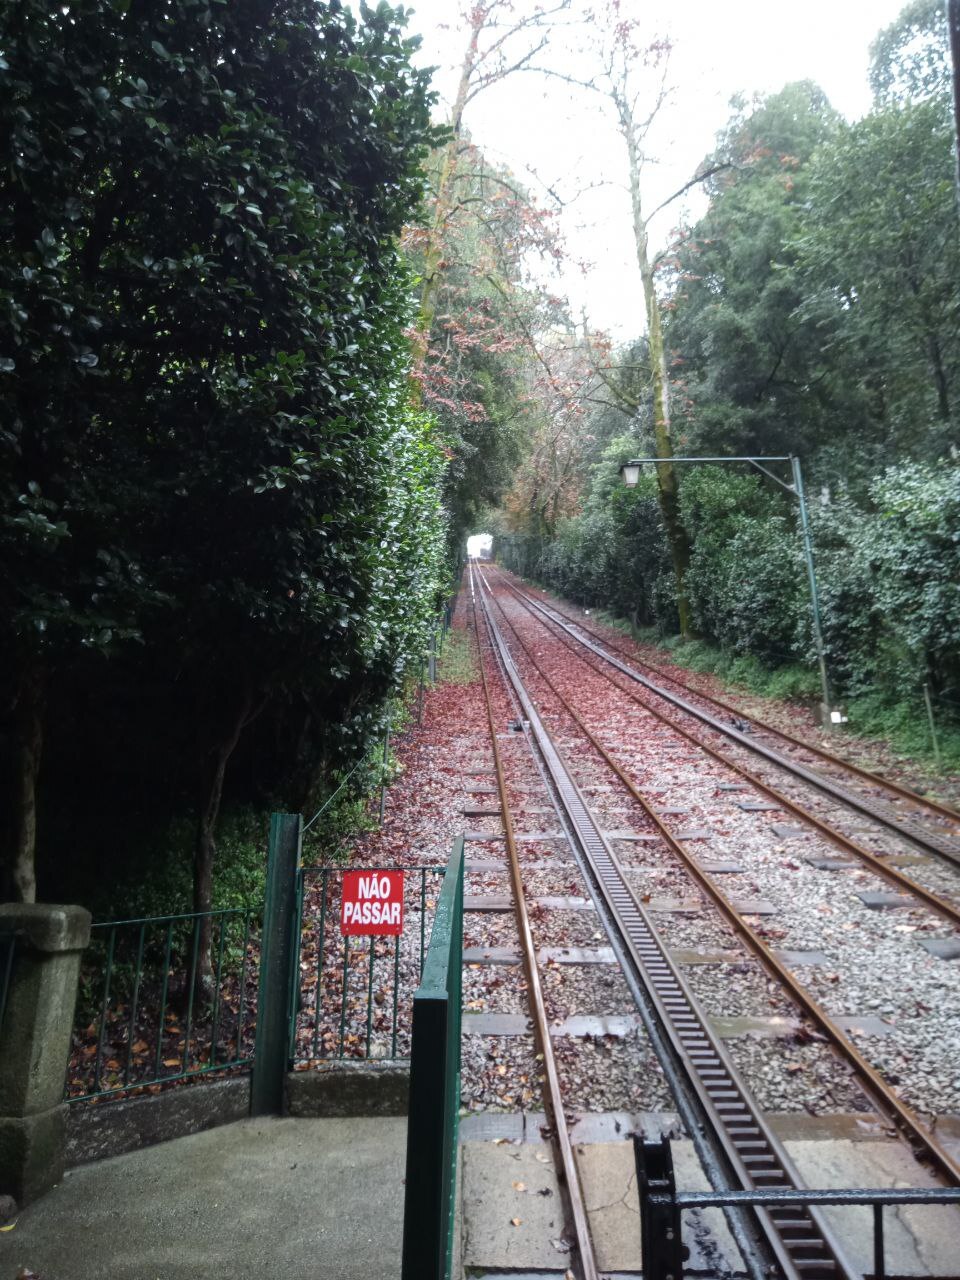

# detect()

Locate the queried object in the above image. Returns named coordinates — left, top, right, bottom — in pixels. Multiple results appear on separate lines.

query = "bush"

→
left=502, top=453, right=960, bottom=747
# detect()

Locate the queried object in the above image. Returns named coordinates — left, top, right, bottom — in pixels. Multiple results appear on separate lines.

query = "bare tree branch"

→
left=643, top=161, right=733, bottom=226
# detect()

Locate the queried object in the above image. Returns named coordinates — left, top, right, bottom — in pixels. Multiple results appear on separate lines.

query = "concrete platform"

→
left=461, top=1142, right=568, bottom=1271
left=0, top=1117, right=408, bottom=1280
left=460, top=1138, right=742, bottom=1275
left=8, top=1111, right=960, bottom=1280
left=460, top=1133, right=960, bottom=1278
left=787, top=1138, right=960, bottom=1277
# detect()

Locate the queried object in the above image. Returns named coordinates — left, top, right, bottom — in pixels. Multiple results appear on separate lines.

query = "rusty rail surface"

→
left=471, top=568, right=599, bottom=1280
left=474, top=564, right=863, bottom=1280
left=493, top=570, right=960, bottom=929
left=495, top=567, right=960, bottom=865
left=478, top=566, right=960, bottom=1190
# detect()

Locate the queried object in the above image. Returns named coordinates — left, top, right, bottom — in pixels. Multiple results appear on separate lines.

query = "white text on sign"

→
left=340, top=870, right=404, bottom=936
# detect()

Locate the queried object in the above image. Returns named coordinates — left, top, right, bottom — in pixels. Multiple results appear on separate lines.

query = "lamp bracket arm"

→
left=747, top=458, right=795, bottom=495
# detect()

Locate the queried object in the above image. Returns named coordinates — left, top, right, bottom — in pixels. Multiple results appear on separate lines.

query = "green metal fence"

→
left=61, top=809, right=457, bottom=1111
left=289, top=864, right=446, bottom=1064
left=66, top=907, right=260, bottom=1103
left=401, top=836, right=464, bottom=1280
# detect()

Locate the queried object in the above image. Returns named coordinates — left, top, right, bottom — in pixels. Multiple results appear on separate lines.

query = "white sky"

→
left=405, top=0, right=908, bottom=337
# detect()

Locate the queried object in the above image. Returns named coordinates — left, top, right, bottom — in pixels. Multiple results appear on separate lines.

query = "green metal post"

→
left=790, top=455, right=832, bottom=718
left=251, top=812, right=302, bottom=1116
left=401, top=837, right=464, bottom=1280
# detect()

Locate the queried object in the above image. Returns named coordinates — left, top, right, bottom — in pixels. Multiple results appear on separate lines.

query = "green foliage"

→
left=407, top=142, right=564, bottom=556
left=667, top=83, right=849, bottom=463
left=436, top=627, right=477, bottom=685
left=844, top=690, right=960, bottom=773
left=668, top=54, right=960, bottom=491
left=661, top=636, right=820, bottom=702
left=494, top=9, right=960, bottom=771
left=795, top=99, right=960, bottom=462
left=679, top=468, right=805, bottom=664
left=503, top=451, right=960, bottom=740
left=870, top=1, right=950, bottom=104
left=496, top=433, right=675, bottom=631
left=1, top=0, right=452, bottom=901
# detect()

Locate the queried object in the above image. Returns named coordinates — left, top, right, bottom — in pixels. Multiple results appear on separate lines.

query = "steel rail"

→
left=474, top=565, right=860, bottom=1280
left=479, top=568, right=960, bottom=1187
left=492, top=568, right=960, bottom=860
left=471, top=571, right=599, bottom=1280
left=498, top=569, right=960, bottom=829
left=494, top=575, right=960, bottom=932
left=475, top=597, right=783, bottom=1280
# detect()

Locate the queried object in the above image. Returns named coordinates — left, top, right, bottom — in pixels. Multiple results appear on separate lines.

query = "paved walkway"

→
left=0, top=1117, right=408, bottom=1280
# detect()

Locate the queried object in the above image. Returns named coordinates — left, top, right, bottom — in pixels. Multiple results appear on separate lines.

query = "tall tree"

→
left=0, top=0, right=441, bottom=902
left=664, top=84, right=848, bottom=465
left=950, top=0, right=960, bottom=197
left=796, top=99, right=960, bottom=458
left=871, top=0, right=951, bottom=103
left=541, top=5, right=728, bottom=635
left=411, top=0, right=570, bottom=378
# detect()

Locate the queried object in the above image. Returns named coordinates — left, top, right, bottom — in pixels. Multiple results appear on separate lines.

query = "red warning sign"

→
left=340, top=870, right=404, bottom=936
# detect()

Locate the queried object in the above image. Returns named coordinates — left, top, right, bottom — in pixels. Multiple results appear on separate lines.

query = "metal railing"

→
left=289, top=864, right=446, bottom=1064
left=67, top=907, right=260, bottom=1103
left=636, top=1137, right=960, bottom=1280
left=401, top=836, right=464, bottom=1280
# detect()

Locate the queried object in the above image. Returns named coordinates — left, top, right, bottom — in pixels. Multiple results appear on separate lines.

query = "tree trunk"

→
left=409, top=15, right=480, bottom=389
left=928, top=330, right=950, bottom=421
left=949, top=0, right=960, bottom=212
left=194, top=687, right=254, bottom=989
left=8, top=663, right=45, bottom=902
left=622, top=115, right=694, bottom=637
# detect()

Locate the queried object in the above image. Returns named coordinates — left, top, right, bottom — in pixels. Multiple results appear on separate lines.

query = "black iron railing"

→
left=636, top=1137, right=960, bottom=1280
left=289, top=864, right=446, bottom=1064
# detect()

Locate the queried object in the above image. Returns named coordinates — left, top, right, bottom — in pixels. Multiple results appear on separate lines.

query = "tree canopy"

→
left=1, top=0, right=448, bottom=903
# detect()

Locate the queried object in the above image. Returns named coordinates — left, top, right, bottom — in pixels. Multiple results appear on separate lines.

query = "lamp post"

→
left=620, top=454, right=835, bottom=725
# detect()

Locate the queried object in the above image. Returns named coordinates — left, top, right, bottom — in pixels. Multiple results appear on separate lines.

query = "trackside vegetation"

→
left=495, top=3, right=960, bottom=767
left=0, top=0, right=449, bottom=909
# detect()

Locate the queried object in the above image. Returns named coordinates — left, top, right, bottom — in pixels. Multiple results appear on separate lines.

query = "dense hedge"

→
left=0, top=0, right=449, bottom=904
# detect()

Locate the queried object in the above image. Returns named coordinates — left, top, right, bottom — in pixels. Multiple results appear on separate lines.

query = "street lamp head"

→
left=619, top=461, right=641, bottom=488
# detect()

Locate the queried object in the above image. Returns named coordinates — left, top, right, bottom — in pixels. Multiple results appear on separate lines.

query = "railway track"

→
left=488, top=567, right=960, bottom=929
left=490, top=566, right=960, bottom=868
left=468, top=559, right=960, bottom=1280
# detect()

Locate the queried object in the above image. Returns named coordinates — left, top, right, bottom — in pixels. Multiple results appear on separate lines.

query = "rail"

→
left=499, top=572, right=960, bottom=927
left=480, top=564, right=960, bottom=1184
left=536, top=579, right=960, bottom=826
left=498, top=569, right=960, bottom=865
left=474, top=566, right=864, bottom=1279
left=473, top=569, right=599, bottom=1280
